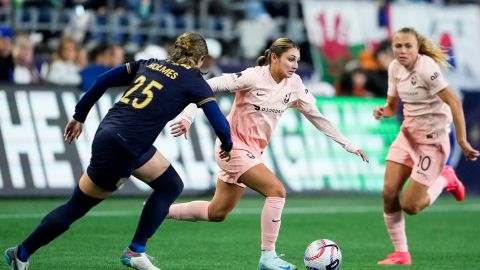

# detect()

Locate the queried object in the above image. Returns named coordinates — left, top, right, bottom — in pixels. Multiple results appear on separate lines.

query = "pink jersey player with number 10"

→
left=374, top=27, right=479, bottom=266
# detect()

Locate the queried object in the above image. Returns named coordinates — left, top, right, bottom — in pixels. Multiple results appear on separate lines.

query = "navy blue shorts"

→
left=87, top=128, right=157, bottom=191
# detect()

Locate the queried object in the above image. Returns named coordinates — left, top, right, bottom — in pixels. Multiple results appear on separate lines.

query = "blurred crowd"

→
left=0, top=0, right=472, bottom=96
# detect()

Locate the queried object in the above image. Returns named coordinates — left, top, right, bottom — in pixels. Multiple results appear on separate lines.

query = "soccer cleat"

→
left=377, top=251, right=411, bottom=265
left=4, top=247, right=29, bottom=270
left=442, top=165, right=465, bottom=201
left=259, top=252, right=297, bottom=270
left=120, top=247, right=160, bottom=270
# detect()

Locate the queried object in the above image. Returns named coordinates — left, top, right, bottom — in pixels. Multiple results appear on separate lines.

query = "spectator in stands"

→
left=0, top=26, right=14, bottom=82
left=79, top=43, right=110, bottom=92
left=107, top=44, right=125, bottom=67
left=76, top=46, right=89, bottom=70
left=12, top=34, right=41, bottom=85
left=45, top=36, right=81, bottom=86
left=365, top=40, right=394, bottom=97
left=201, top=38, right=223, bottom=80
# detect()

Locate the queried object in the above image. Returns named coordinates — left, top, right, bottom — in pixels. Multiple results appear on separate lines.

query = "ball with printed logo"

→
left=304, top=239, right=342, bottom=270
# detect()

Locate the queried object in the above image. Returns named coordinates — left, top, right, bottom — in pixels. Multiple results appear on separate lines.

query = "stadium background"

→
left=1, top=1, right=480, bottom=269
left=0, top=0, right=479, bottom=196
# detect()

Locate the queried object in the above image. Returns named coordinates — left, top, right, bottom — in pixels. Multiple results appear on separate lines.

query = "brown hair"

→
left=53, top=36, right=77, bottom=62
left=168, top=32, right=208, bottom=68
left=257, top=38, right=299, bottom=66
left=395, top=27, right=450, bottom=69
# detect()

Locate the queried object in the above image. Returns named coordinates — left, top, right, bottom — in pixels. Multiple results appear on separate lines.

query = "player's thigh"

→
left=239, top=163, right=285, bottom=198
left=209, top=179, right=245, bottom=213
left=384, top=160, right=411, bottom=196
left=401, top=179, right=429, bottom=213
left=79, top=172, right=113, bottom=199
left=133, top=149, right=171, bottom=183
left=402, top=179, right=429, bottom=203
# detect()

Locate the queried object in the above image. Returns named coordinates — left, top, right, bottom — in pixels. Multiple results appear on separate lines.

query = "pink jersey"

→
left=387, top=54, right=451, bottom=143
left=205, top=65, right=356, bottom=157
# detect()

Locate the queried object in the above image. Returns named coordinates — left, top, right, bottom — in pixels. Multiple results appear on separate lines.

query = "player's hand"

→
left=459, top=141, right=480, bottom=161
left=170, top=119, right=191, bottom=139
left=64, top=119, right=83, bottom=144
left=373, top=106, right=384, bottom=120
left=219, top=150, right=231, bottom=162
left=354, top=149, right=369, bottom=163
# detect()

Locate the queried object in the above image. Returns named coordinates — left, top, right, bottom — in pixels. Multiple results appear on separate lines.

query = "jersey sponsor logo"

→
left=272, top=219, right=281, bottom=222
left=430, top=72, right=439, bottom=81
left=235, top=72, right=243, bottom=78
left=256, top=92, right=266, bottom=96
left=252, top=104, right=285, bottom=114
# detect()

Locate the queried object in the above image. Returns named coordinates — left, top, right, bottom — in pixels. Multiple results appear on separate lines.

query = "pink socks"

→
left=261, top=197, right=285, bottom=251
left=427, top=174, right=447, bottom=205
left=384, top=211, right=408, bottom=252
left=167, top=201, right=210, bottom=221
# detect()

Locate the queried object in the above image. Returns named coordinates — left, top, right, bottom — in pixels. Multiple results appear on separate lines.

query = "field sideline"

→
left=1, top=195, right=479, bottom=269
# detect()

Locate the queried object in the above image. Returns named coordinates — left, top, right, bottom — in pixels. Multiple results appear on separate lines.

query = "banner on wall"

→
left=301, top=0, right=385, bottom=84
left=302, top=1, right=480, bottom=92
left=0, top=85, right=400, bottom=196
left=389, top=4, right=480, bottom=91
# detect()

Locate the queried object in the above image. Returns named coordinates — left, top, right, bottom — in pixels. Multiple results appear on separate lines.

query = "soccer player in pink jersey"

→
left=373, top=27, right=479, bottom=265
left=167, top=37, right=369, bottom=270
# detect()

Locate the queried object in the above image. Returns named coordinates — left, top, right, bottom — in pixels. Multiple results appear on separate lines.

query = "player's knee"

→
left=382, top=187, right=399, bottom=203
left=149, top=165, right=184, bottom=197
left=402, top=203, right=421, bottom=215
left=208, top=209, right=229, bottom=222
left=268, top=185, right=286, bottom=198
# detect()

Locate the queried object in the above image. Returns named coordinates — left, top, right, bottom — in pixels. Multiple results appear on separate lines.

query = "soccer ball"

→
left=304, top=239, right=342, bottom=270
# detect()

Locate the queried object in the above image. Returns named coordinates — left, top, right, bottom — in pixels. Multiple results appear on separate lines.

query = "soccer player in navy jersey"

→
left=4, top=32, right=233, bottom=270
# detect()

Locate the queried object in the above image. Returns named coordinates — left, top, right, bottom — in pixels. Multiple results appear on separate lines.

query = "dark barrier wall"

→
left=0, top=84, right=476, bottom=197
left=457, top=91, right=480, bottom=194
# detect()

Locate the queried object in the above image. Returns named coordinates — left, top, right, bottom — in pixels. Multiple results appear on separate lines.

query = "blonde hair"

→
left=395, top=27, right=450, bottom=69
left=257, top=38, right=299, bottom=66
left=168, top=32, right=208, bottom=68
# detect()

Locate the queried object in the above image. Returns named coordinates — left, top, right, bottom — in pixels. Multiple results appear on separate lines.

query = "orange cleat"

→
left=377, top=252, right=411, bottom=265
left=442, top=165, right=465, bottom=201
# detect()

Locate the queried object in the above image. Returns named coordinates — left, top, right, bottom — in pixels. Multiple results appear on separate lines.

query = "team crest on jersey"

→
left=411, top=76, right=416, bottom=86
left=283, top=93, right=291, bottom=104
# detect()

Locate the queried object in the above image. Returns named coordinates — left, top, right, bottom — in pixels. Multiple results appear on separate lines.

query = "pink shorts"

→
left=214, top=141, right=261, bottom=188
left=386, top=130, right=450, bottom=186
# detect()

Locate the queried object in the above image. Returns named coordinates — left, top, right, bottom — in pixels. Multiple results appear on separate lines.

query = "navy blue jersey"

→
left=74, top=59, right=230, bottom=157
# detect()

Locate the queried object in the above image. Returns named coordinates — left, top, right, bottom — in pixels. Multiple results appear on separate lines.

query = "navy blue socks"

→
left=129, top=165, right=183, bottom=251
left=20, top=186, right=102, bottom=259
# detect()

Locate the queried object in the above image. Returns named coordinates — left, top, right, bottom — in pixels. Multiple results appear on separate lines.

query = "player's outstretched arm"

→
left=437, top=87, right=480, bottom=161
left=201, top=101, right=233, bottom=161
left=73, top=64, right=136, bottom=123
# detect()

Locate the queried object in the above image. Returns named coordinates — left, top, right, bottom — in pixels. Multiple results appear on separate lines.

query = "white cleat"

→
left=259, top=251, right=297, bottom=270
left=4, top=247, right=29, bottom=270
left=120, top=247, right=160, bottom=270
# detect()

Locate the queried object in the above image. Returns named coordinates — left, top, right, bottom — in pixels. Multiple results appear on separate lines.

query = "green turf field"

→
left=1, top=195, right=479, bottom=269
